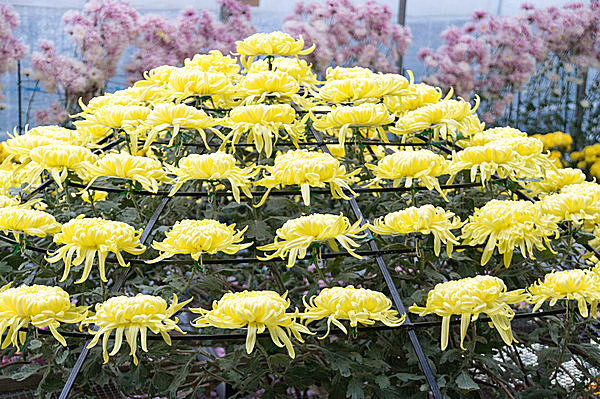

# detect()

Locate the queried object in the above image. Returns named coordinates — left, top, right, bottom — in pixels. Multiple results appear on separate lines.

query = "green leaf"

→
left=392, top=373, right=423, bottom=383
left=0, top=261, right=11, bottom=273
left=455, top=371, right=479, bottom=391
left=9, top=364, right=41, bottom=381
left=375, top=375, right=390, bottom=389
left=346, top=378, right=365, bottom=399
left=28, top=339, right=42, bottom=350
left=152, top=372, right=171, bottom=391
left=55, top=348, right=69, bottom=364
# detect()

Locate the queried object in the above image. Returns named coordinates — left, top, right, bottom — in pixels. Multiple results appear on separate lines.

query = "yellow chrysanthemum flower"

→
left=255, top=149, right=359, bottom=206
left=589, top=162, right=600, bottom=180
left=370, top=205, right=462, bottom=257
left=570, top=150, right=584, bottom=162
left=81, top=94, right=139, bottom=113
left=2, top=134, right=62, bottom=160
left=221, top=104, right=308, bottom=157
left=168, top=69, right=235, bottom=103
left=76, top=104, right=151, bottom=133
left=549, top=150, right=564, bottom=168
left=0, top=283, right=88, bottom=348
left=0, top=194, right=20, bottom=208
left=112, top=86, right=171, bottom=104
left=76, top=105, right=151, bottom=153
left=166, top=152, right=257, bottom=202
left=317, top=75, right=409, bottom=104
left=366, top=150, right=450, bottom=199
left=235, top=31, right=315, bottom=69
left=383, top=83, right=443, bottom=114
left=190, top=290, right=312, bottom=358
left=23, top=144, right=96, bottom=190
left=184, top=50, right=241, bottom=76
left=312, top=103, right=394, bottom=145
left=461, top=200, right=559, bottom=267
left=248, top=57, right=319, bottom=89
left=26, top=125, right=90, bottom=146
left=531, top=131, right=573, bottom=152
left=0, top=207, right=60, bottom=239
left=0, top=167, right=42, bottom=196
left=135, top=65, right=179, bottom=88
left=83, top=294, right=190, bottom=364
left=497, top=137, right=557, bottom=176
left=537, top=191, right=600, bottom=228
left=561, top=181, right=600, bottom=202
left=258, top=213, right=367, bottom=267
left=528, top=269, right=600, bottom=317
left=463, top=127, right=527, bottom=147
left=83, top=152, right=169, bottom=193
left=137, top=102, right=222, bottom=150
left=391, top=98, right=481, bottom=140
left=450, top=144, right=535, bottom=186
left=73, top=123, right=113, bottom=142
left=46, top=215, right=146, bottom=283
left=521, top=168, right=585, bottom=195
left=576, top=143, right=600, bottom=168
left=409, top=275, right=527, bottom=350
left=301, top=286, right=405, bottom=338
left=325, top=66, right=374, bottom=81
left=236, top=31, right=315, bottom=56
left=0, top=170, right=17, bottom=195
left=147, top=219, right=252, bottom=263
left=237, top=70, right=311, bottom=108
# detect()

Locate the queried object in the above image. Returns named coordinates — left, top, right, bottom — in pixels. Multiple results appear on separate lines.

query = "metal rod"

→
left=65, top=180, right=485, bottom=198
left=0, top=232, right=482, bottom=265
left=156, top=139, right=439, bottom=148
left=396, top=0, right=407, bottom=73
left=311, top=127, right=443, bottom=399
left=27, top=308, right=565, bottom=343
left=17, top=61, right=23, bottom=134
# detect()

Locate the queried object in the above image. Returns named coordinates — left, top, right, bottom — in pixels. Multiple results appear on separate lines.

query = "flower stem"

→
left=550, top=302, right=573, bottom=381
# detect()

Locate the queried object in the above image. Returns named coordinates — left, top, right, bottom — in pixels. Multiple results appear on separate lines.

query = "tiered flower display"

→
left=1, top=28, right=599, bottom=399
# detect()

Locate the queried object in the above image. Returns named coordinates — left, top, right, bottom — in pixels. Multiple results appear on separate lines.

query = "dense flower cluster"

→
left=29, top=0, right=139, bottom=123
left=419, top=3, right=600, bottom=123
left=3, top=29, right=600, bottom=390
left=283, top=0, right=411, bottom=75
left=124, top=0, right=255, bottom=82
left=0, top=5, right=27, bottom=106
left=452, top=128, right=557, bottom=186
